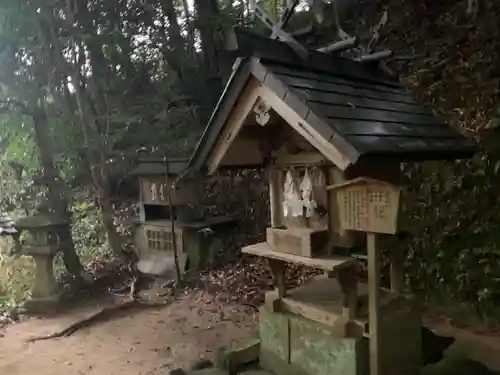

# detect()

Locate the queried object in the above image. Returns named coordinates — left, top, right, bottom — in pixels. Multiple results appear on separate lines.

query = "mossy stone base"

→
left=259, top=307, right=367, bottom=375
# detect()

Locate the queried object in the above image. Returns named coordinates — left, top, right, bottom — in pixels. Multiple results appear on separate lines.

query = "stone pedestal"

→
left=22, top=246, right=62, bottom=313
left=15, top=214, right=67, bottom=314
left=259, top=307, right=368, bottom=375
left=259, top=280, right=422, bottom=375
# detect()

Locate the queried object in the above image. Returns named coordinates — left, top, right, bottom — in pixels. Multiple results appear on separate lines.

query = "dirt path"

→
left=3, top=290, right=500, bottom=375
left=0, top=291, right=257, bottom=375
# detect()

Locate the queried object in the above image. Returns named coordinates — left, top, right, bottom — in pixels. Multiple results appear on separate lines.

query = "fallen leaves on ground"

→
left=199, top=255, right=322, bottom=307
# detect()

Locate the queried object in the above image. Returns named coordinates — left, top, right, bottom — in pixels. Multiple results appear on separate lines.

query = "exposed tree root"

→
left=25, top=296, right=168, bottom=343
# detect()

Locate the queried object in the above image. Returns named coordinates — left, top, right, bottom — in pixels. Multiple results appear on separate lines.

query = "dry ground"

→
left=0, top=290, right=257, bottom=375
left=3, top=289, right=500, bottom=375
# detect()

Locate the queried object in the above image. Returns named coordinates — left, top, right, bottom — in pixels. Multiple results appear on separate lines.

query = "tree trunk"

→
left=32, top=105, right=88, bottom=282
left=194, top=0, right=221, bottom=79
left=160, top=0, right=186, bottom=78
left=71, top=77, right=124, bottom=258
left=69, top=0, right=123, bottom=257
left=180, top=0, right=196, bottom=58
left=194, top=0, right=223, bottom=105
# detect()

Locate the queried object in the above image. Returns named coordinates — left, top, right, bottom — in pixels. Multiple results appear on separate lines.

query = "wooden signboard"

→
left=328, top=177, right=401, bottom=235
left=328, top=177, right=402, bottom=375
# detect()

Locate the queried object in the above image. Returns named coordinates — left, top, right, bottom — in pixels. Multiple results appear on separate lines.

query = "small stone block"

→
left=227, top=339, right=260, bottom=366
left=289, top=315, right=364, bottom=375
left=260, top=349, right=307, bottom=375
left=216, top=346, right=230, bottom=371
left=264, top=290, right=281, bottom=312
left=23, top=293, right=62, bottom=315
left=259, top=307, right=290, bottom=364
left=238, top=370, right=275, bottom=375
left=327, top=318, right=364, bottom=339
left=183, top=369, right=228, bottom=375
left=216, top=340, right=260, bottom=374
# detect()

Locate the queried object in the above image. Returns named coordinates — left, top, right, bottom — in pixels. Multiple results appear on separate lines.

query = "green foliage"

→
left=70, top=199, right=111, bottom=264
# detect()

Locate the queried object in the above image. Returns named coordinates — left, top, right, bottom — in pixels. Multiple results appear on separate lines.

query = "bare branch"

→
left=317, top=37, right=357, bottom=54
left=355, top=50, right=393, bottom=62
left=367, top=11, right=388, bottom=53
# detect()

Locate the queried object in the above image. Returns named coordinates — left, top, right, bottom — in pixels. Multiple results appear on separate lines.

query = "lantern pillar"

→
left=14, top=214, right=68, bottom=313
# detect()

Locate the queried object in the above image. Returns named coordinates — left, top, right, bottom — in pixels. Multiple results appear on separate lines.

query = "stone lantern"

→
left=14, top=212, right=69, bottom=313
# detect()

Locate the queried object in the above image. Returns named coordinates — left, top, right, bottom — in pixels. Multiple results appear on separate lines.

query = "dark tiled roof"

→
left=189, top=28, right=477, bottom=171
left=130, top=158, right=190, bottom=176
left=263, top=61, right=476, bottom=161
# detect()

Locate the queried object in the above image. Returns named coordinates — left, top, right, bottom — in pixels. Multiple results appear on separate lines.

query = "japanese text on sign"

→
left=338, top=185, right=398, bottom=234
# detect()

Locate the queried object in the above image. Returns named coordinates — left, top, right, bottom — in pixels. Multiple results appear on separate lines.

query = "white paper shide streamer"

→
left=300, top=168, right=318, bottom=218
left=283, top=169, right=303, bottom=217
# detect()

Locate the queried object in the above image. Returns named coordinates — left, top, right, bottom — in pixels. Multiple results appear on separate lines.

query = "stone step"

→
left=238, top=370, right=275, bottom=375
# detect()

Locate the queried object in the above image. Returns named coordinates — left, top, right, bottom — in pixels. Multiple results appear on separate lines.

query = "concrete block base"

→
left=23, top=292, right=62, bottom=314
left=259, top=293, right=422, bottom=375
left=259, top=307, right=367, bottom=375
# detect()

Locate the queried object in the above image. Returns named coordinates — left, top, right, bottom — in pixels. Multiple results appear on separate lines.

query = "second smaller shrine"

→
left=130, top=157, right=236, bottom=277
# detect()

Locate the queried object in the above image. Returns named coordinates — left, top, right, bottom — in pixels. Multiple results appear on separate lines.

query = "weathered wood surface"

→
left=266, top=227, right=329, bottom=258
left=242, top=242, right=356, bottom=271
left=266, top=275, right=388, bottom=328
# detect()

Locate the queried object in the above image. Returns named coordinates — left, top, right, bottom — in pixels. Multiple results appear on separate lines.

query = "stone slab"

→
left=289, top=315, right=367, bottom=375
left=260, top=349, right=308, bottom=375
left=23, top=293, right=63, bottom=314
left=259, top=307, right=290, bottom=364
left=216, top=339, right=260, bottom=374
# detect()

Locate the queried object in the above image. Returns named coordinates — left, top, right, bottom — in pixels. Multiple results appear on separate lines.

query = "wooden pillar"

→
left=337, top=265, right=358, bottom=320
left=269, top=167, right=284, bottom=227
left=367, top=232, right=381, bottom=375
left=268, top=259, right=286, bottom=298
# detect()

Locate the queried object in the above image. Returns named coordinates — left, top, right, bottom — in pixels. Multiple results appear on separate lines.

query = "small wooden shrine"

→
left=187, top=21, right=476, bottom=375
left=130, top=157, right=235, bottom=277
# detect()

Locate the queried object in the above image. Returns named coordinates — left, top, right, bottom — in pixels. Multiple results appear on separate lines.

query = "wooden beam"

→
left=275, top=152, right=330, bottom=167
left=317, top=37, right=357, bottom=54
left=367, top=11, right=389, bottom=53
left=337, top=264, right=359, bottom=320
left=242, top=242, right=356, bottom=271
left=252, top=1, right=308, bottom=59
left=356, top=50, right=393, bottom=63
left=269, top=167, right=284, bottom=227
left=270, top=0, right=299, bottom=38
left=367, top=232, right=381, bottom=375
left=269, top=258, right=286, bottom=298
left=207, top=79, right=261, bottom=173
left=257, top=85, right=352, bottom=170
